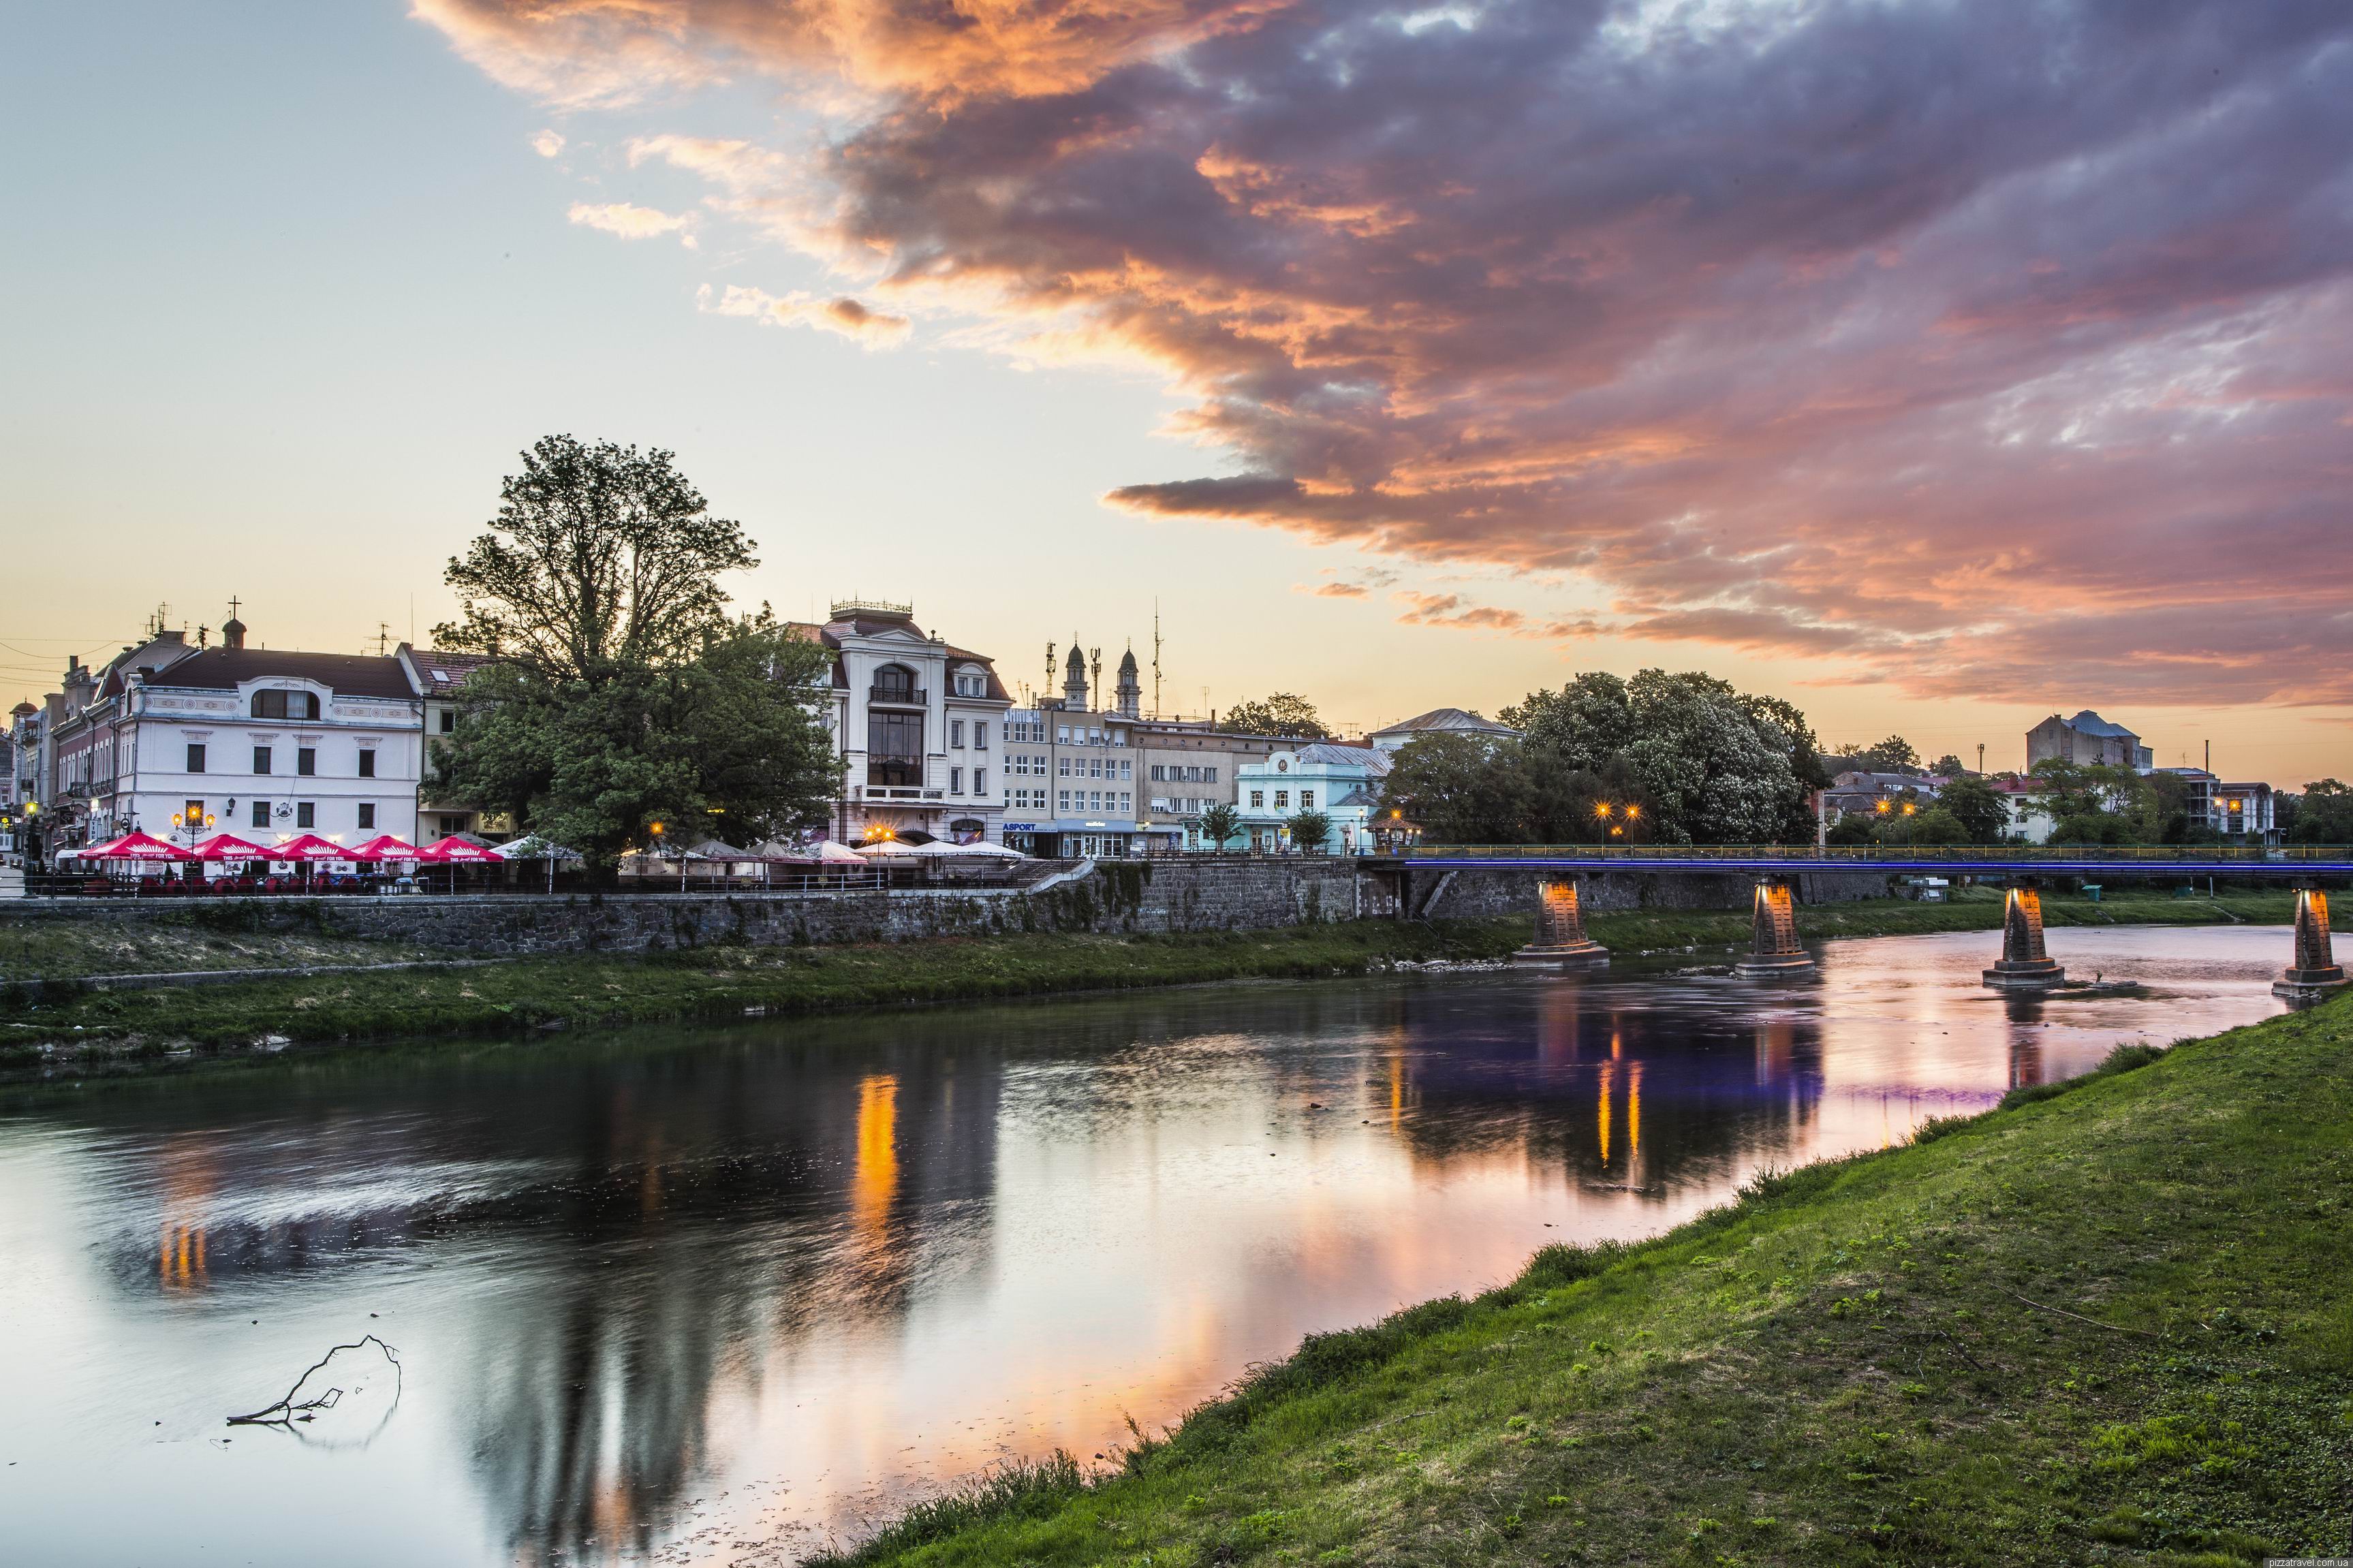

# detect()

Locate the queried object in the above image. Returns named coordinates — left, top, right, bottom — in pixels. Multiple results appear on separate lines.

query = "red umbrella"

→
left=266, top=833, right=356, bottom=862
left=349, top=834, right=421, bottom=862
left=191, top=832, right=271, bottom=862
left=80, top=831, right=193, bottom=862
left=416, top=834, right=502, bottom=864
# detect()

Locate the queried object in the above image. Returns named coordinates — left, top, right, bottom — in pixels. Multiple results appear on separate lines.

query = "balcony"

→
left=867, top=685, right=928, bottom=708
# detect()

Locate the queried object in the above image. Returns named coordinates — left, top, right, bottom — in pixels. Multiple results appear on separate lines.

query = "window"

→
left=950, top=767, right=964, bottom=794
left=1119, top=759, right=1132, bottom=781
left=296, top=802, right=315, bottom=828
left=974, top=767, right=987, bottom=794
left=439, top=816, right=468, bottom=836
left=953, top=669, right=987, bottom=697
left=358, top=748, right=375, bottom=779
left=1119, top=792, right=1132, bottom=812
left=1275, top=790, right=1289, bottom=809
left=975, top=723, right=988, bottom=750
left=296, top=747, right=315, bottom=777
left=253, top=746, right=272, bottom=775
left=251, top=800, right=268, bottom=828
left=1058, top=789, right=1072, bottom=811
left=1250, top=790, right=1264, bottom=807
left=871, top=664, right=917, bottom=702
left=1058, top=757, right=1071, bottom=777
left=439, top=709, right=456, bottom=734
left=1206, top=768, right=1219, bottom=784
left=186, top=742, right=206, bottom=773
left=868, top=710, right=924, bottom=787
left=1090, top=791, right=1102, bottom=811
left=950, top=720, right=965, bottom=749
left=1150, top=764, right=1164, bottom=781
left=1057, top=725, right=1070, bottom=743
left=358, top=803, right=375, bottom=830
left=1300, top=789, right=1315, bottom=809
left=249, top=689, right=320, bottom=721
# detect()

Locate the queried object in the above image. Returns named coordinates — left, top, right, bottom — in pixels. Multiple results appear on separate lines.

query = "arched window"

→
left=250, top=689, right=320, bottom=721
left=871, top=663, right=917, bottom=702
left=953, top=666, right=988, bottom=698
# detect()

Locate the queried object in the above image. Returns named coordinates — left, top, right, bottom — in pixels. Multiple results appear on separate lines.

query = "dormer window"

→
left=251, top=689, right=320, bottom=721
left=953, top=666, right=988, bottom=697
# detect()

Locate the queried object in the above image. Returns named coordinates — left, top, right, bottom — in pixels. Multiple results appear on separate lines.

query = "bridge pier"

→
left=1982, top=885, right=2065, bottom=990
left=2273, top=888, right=2348, bottom=1000
left=1511, top=877, right=1610, bottom=969
left=1734, top=879, right=1815, bottom=976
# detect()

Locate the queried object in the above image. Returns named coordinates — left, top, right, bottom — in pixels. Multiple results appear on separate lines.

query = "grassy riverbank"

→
left=819, top=994, right=2353, bottom=1568
left=0, top=890, right=2292, bottom=1071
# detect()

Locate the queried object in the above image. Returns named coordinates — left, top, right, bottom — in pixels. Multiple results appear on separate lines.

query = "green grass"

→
left=807, top=993, right=2353, bottom=1568
left=0, top=908, right=446, bottom=982
left=0, top=919, right=1532, bottom=1069
left=0, top=890, right=2288, bottom=1073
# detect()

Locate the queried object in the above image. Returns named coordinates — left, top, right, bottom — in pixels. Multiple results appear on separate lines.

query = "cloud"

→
left=421, top=0, right=2353, bottom=704
left=530, top=128, right=565, bottom=157
left=1392, top=591, right=1527, bottom=633
left=567, top=200, right=696, bottom=245
left=698, top=283, right=911, bottom=346
left=1297, top=580, right=1369, bottom=598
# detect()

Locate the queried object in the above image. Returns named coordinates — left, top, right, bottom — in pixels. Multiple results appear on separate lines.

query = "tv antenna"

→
left=1045, top=642, right=1056, bottom=704
left=1152, top=600, right=1163, bottom=719
left=1089, top=648, right=1102, bottom=715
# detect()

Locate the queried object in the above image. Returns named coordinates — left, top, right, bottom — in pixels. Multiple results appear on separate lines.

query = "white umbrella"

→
left=911, top=838, right=1025, bottom=858
left=493, top=834, right=582, bottom=862
left=809, top=840, right=871, bottom=863
left=858, top=838, right=926, bottom=858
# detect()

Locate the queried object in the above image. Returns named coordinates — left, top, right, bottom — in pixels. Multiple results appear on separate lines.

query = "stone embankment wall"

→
left=0, top=858, right=1884, bottom=960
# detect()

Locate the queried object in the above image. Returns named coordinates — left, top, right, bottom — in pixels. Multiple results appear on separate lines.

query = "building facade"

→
left=1232, top=744, right=1392, bottom=854
left=792, top=601, right=1012, bottom=847
left=395, top=645, right=504, bottom=843
left=2027, top=710, right=2153, bottom=772
left=45, top=617, right=423, bottom=851
left=2152, top=768, right=2277, bottom=843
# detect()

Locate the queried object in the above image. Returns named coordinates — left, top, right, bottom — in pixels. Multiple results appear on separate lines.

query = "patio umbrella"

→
left=808, top=840, right=870, bottom=863
left=190, top=832, right=270, bottom=861
left=493, top=834, right=581, bottom=862
left=749, top=838, right=820, bottom=864
left=80, top=831, right=193, bottom=862
left=923, top=838, right=1026, bottom=858
left=351, top=834, right=422, bottom=862
left=416, top=834, right=502, bottom=864
left=268, top=834, right=356, bottom=862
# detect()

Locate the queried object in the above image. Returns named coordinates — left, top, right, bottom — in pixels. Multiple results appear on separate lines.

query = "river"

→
left=0, top=924, right=2296, bottom=1566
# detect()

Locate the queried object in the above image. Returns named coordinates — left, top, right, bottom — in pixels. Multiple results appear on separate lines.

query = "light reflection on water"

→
left=0, top=924, right=2295, bottom=1565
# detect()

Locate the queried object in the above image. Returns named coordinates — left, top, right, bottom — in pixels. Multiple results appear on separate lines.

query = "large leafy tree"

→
left=2286, top=779, right=2353, bottom=844
left=1937, top=775, right=2012, bottom=844
left=433, top=439, right=836, bottom=866
left=437, top=435, right=755, bottom=683
left=1223, top=693, right=1333, bottom=739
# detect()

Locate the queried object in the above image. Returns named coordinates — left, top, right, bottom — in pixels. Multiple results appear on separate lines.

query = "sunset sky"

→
left=5, top=1, right=2349, bottom=781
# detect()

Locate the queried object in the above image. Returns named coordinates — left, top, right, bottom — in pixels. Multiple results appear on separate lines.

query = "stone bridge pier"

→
left=1510, top=877, right=1610, bottom=969
left=1734, top=879, right=1815, bottom=977
left=1982, top=885, right=2065, bottom=990
left=2273, top=888, right=2347, bottom=1000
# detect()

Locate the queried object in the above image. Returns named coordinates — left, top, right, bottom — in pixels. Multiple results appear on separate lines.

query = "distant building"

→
left=2152, top=767, right=2277, bottom=843
left=790, top=601, right=1013, bottom=847
left=395, top=646, right=504, bottom=843
left=2027, top=710, right=2153, bottom=772
left=1989, top=777, right=2057, bottom=845
left=1367, top=708, right=1518, bottom=753
left=1233, top=744, right=1392, bottom=854
left=1818, top=770, right=1941, bottom=822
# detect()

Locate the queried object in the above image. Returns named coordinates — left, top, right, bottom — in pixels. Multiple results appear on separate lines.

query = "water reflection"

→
left=0, top=926, right=2290, bottom=1568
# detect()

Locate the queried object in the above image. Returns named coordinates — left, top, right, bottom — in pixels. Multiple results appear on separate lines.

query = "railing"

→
left=1379, top=843, right=2343, bottom=866
left=867, top=686, right=928, bottom=706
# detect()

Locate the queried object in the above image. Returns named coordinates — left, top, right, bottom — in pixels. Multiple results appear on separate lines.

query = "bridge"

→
left=1365, top=845, right=2351, bottom=1000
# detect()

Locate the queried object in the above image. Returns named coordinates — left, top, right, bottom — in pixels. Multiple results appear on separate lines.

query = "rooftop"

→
left=1369, top=706, right=1518, bottom=739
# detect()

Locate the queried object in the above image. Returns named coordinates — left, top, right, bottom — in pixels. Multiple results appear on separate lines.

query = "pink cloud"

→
left=424, top=0, right=2353, bottom=703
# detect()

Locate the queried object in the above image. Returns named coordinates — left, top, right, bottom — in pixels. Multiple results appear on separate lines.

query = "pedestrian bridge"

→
left=1362, top=845, right=2350, bottom=1000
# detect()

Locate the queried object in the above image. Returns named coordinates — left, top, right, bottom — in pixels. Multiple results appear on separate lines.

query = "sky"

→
left=3, top=1, right=2350, bottom=783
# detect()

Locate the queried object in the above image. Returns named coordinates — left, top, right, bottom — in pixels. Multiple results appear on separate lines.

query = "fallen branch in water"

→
left=227, top=1334, right=402, bottom=1427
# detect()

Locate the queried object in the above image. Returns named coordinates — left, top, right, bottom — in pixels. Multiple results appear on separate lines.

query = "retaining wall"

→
left=0, top=858, right=1888, bottom=960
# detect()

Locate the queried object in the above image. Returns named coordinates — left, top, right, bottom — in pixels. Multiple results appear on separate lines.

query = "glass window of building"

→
left=868, top=711, right=923, bottom=787
left=186, top=742, right=205, bottom=772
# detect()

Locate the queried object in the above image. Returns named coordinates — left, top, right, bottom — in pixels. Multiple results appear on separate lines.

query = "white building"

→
left=51, top=616, right=423, bottom=849
left=790, top=601, right=1013, bottom=846
left=1233, top=744, right=1392, bottom=854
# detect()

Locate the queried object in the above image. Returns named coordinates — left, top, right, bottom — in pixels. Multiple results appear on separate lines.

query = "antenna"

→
left=1046, top=642, right=1056, bottom=703
left=1152, top=600, right=1163, bottom=719
left=1089, top=647, right=1102, bottom=714
left=377, top=621, right=390, bottom=657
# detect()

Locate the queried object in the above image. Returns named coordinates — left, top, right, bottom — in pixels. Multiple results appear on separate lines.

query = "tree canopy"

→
left=1387, top=668, right=1817, bottom=845
left=1223, top=693, right=1333, bottom=739
left=431, top=439, right=836, bottom=868
left=435, top=435, right=756, bottom=683
left=2285, top=779, right=2353, bottom=844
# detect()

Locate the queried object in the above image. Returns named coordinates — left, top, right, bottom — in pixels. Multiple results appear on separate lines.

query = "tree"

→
left=1194, top=802, right=1242, bottom=850
left=431, top=439, right=834, bottom=869
left=1285, top=809, right=1333, bottom=854
left=1831, top=735, right=1920, bottom=772
left=1223, top=693, right=1333, bottom=739
left=435, top=435, right=755, bottom=684
left=1928, top=753, right=1969, bottom=779
left=2029, top=759, right=2155, bottom=844
left=2286, top=779, right=2353, bottom=844
left=1937, top=775, right=2012, bottom=845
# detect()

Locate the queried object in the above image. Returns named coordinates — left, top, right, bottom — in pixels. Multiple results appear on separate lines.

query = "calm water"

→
left=0, top=926, right=2296, bottom=1567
